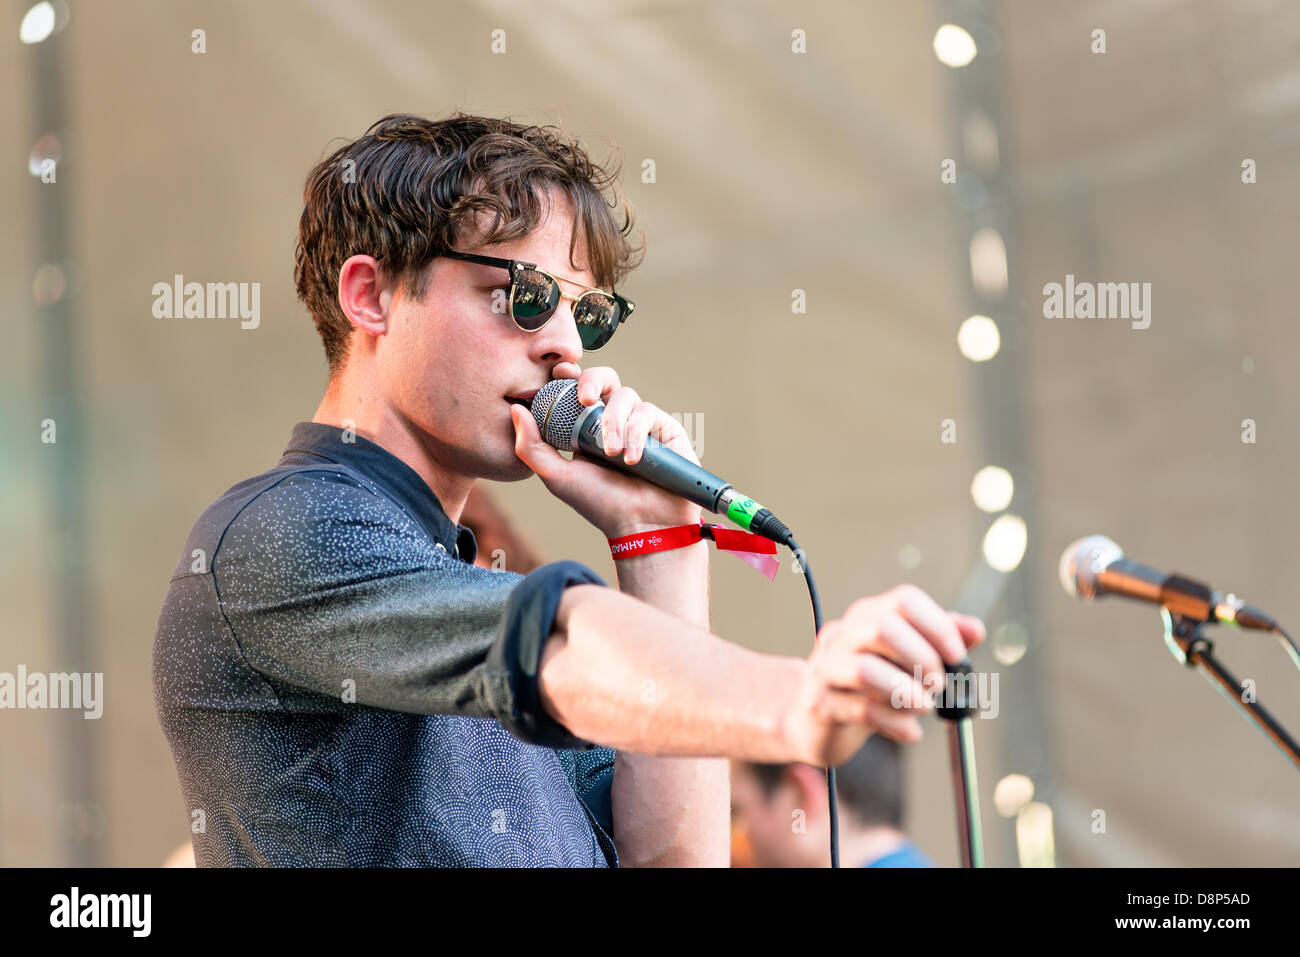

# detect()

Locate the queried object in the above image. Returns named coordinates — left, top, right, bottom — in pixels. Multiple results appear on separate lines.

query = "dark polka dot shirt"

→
left=152, top=422, right=618, bottom=866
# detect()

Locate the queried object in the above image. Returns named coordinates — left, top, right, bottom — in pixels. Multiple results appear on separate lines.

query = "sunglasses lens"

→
left=574, top=293, right=621, bottom=350
left=510, top=268, right=560, bottom=330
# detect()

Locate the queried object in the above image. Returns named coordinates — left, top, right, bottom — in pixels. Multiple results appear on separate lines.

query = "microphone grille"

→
left=531, top=379, right=583, bottom=450
left=1059, top=534, right=1124, bottom=600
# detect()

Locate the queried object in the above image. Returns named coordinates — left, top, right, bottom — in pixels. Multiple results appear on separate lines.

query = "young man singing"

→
left=152, top=112, right=985, bottom=867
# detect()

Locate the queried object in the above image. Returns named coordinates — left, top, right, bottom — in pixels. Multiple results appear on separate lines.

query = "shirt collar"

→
left=280, top=421, right=478, bottom=564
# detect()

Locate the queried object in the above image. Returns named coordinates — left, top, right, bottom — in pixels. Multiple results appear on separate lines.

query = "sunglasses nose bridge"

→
left=524, top=288, right=585, bottom=354
left=510, top=268, right=619, bottom=350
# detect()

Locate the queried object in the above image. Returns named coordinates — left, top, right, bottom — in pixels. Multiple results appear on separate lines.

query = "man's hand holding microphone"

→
left=509, top=364, right=986, bottom=765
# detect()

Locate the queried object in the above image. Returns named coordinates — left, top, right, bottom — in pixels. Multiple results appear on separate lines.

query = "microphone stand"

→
left=935, top=659, right=985, bottom=867
left=1160, top=609, right=1300, bottom=771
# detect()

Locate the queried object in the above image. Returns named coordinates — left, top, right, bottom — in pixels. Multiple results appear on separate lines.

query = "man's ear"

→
left=787, top=764, right=831, bottom=824
left=337, top=254, right=389, bottom=336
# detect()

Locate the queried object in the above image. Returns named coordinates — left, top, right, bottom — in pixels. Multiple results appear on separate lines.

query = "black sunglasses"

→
left=441, top=250, right=633, bottom=351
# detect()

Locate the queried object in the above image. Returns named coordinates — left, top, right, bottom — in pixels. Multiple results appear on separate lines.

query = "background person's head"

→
left=731, top=734, right=907, bottom=868
left=293, top=112, right=643, bottom=483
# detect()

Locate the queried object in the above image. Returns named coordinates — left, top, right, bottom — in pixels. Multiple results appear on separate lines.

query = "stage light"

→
left=1016, top=801, right=1057, bottom=868
left=982, top=514, right=1027, bottom=572
left=29, top=132, right=62, bottom=177
left=933, top=25, right=977, bottom=68
left=33, top=262, right=67, bottom=305
left=993, top=773, right=1034, bottom=818
left=971, top=465, right=1013, bottom=512
left=991, top=620, right=1029, bottom=666
left=962, top=110, right=1000, bottom=172
left=957, top=314, right=1000, bottom=362
left=969, top=227, right=1008, bottom=297
left=897, top=544, right=922, bottom=569
left=20, top=2, right=55, bottom=44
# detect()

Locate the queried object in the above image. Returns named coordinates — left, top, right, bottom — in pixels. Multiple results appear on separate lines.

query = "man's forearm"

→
left=539, top=582, right=804, bottom=759
left=607, top=536, right=727, bottom=866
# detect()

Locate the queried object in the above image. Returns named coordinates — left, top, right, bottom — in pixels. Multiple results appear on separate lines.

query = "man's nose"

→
left=531, top=299, right=584, bottom=366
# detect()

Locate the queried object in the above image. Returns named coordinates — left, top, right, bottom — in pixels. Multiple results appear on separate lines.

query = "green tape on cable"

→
left=726, top=496, right=763, bottom=530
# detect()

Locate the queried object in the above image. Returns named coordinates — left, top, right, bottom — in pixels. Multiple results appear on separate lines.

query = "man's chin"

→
left=477, top=453, right=537, bottom=483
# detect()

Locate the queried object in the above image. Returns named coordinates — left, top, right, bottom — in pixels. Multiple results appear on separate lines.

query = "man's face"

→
left=373, top=187, right=593, bottom=482
left=730, top=762, right=827, bottom=868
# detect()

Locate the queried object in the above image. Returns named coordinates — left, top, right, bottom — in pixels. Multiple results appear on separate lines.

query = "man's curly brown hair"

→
left=294, top=112, right=644, bottom=375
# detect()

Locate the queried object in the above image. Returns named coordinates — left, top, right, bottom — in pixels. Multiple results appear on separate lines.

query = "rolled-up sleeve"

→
left=486, top=560, right=607, bottom=748
left=211, top=471, right=606, bottom=749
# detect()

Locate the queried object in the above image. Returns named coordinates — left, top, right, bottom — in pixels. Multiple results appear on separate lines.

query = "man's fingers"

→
left=865, top=701, right=924, bottom=744
left=644, top=409, right=699, bottom=465
left=876, top=613, right=947, bottom=691
left=892, top=585, right=968, bottom=664
left=576, top=366, right=620, bottom=406
left=622, top=402, right=681, bottom=465
left=812, top=690, right=924, bottom=746
left=813, top=650, right=932, bottom=710
left=815, top=688, right=874, bottom=728
left=600, top=386, right=641, bottom=455
left=949, top=611, right=987, bottom=649
left=565, top=370, right=699, bottom=466
left=551, top=361, right=582, bottom=382
left=846, top=585, right=967, bottom=665
left=826, top=610, right=946, bottom=693
left=819, top=690, right=924, bottom=745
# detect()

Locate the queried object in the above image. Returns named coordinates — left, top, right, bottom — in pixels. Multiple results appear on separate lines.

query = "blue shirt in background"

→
left=863, top=839, right=936, bottom=868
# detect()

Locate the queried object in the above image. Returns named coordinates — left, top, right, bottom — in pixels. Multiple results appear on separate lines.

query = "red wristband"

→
left=606, top=520, right=781, bottom=582
left=607, top=522, right=705, bottom=559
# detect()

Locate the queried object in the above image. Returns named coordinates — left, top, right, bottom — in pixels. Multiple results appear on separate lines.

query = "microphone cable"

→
left=775, top=529, right=840, bottom=868
left=743, top=506, right=841, bottom=866
left=1275, top=624, right=1300, bottom=674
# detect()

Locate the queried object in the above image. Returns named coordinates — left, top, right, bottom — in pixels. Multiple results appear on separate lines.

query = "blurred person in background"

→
left=462, top=484, right=546, bottom=574
left=731, top=735, right=936, bottom=868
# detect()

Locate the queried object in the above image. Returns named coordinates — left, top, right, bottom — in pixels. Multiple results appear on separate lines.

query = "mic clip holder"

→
left=1162, top=611, right=1215, bottom=668
left=1160, top=608, right=1300, bottom=772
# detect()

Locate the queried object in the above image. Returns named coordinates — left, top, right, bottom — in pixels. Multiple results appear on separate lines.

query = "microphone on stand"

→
left=1059, top=534, right=1300, bottom=771
left=1058, top=534, right=1277, bottom=631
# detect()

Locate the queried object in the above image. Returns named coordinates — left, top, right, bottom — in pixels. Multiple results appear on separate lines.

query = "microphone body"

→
left=530, top=379, right=793, bottom=543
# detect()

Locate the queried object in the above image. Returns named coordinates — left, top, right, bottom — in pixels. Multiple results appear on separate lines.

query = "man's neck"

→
left=313, top=384, right=474, bottom=525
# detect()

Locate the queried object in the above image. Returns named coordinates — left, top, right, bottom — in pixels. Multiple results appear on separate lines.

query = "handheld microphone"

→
left=529, top=378, right=793, bottom=544
left=1058, top=534, right=1277, bottom=631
